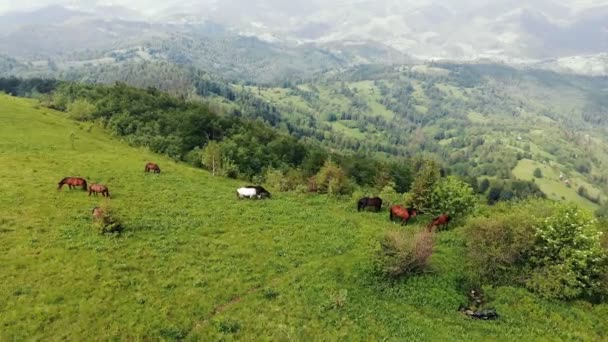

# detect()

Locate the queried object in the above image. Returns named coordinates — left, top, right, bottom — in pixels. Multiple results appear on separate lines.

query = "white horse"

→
left=237, top=187, right=259, bottom=199
left=236, top=186, right=271, bottom=199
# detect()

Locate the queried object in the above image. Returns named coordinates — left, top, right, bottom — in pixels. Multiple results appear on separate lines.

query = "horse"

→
left=427, top=214, right=450, bottom=232
left=58, top=177, right=87, bottom=191
left=389, top=205, right=417, bottom=226
left=237, top=186, right=271, bottom=199
left=357, top=197, right=382, bottom=212
left=92, top=207, right=104, bottom=220
left=89, top=184, right=110, bottom=198
left=145, top=162, right=161, bottom=173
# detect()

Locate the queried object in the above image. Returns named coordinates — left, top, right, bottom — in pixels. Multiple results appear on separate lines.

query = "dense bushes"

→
left=527, top=206, right=605, bottom=299
left=465, top=200, right=607, bottom=300
left=375, top=230, right=434, bottom=279
left=429, top=176, right=478, bottom=217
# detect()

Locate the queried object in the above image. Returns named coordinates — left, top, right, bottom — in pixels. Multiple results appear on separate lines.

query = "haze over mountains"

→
left=1, top=1, right=607, bottom=63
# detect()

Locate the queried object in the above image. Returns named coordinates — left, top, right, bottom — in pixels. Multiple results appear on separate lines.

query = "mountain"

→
left=2, top=2, right=607, bottom=79
left=151, top=0, right=608, bottom=61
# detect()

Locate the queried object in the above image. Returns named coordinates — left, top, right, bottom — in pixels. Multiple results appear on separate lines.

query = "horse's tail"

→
left=389, top=209, right=393, bottom=221
left=82, top=180, right=88, bottom=191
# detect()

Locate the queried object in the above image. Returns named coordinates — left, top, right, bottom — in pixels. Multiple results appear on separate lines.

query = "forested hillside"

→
left=187, top=63, right=608, bottom=209
left=3, top=61, right=608, bottom=209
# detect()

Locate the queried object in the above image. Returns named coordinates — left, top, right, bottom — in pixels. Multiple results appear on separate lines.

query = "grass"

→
left=512, top=159, right=599, bottom=210
left=1, top=94, right=607, bottom=340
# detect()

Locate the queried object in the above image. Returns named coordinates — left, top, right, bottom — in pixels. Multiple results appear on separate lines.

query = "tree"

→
left=533, top=168, right=543, bottom=178
left=429, top=176, right=478, bottom=217
left=315, top=160, right=351, bottom=195
left=408, top=160, right=441, bottom=211
left=201, top=141, right=223, bottom=176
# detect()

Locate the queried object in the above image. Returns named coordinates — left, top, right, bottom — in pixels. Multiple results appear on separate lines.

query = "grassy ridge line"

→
left=1, top=94, right=606, bottom=340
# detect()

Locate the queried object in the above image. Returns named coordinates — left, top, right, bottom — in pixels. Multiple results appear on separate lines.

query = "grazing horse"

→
left=389, top=205, right=418, bottom=226
left=89, top=184, right=110, bottom=198
left=145, top=162, right=161, bottom=173
left=427, top=214, right=450, bottom=232
left=92, top=207, right=104, bottom=220
left=237, top=186, right=271, bottom=199
left=357, top=197, right=383, bottom=212
left=58, top=177, right=87, bottom=191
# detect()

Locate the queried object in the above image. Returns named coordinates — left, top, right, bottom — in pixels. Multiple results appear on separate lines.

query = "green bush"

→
left=92, top=203, right=123, bottom=235
left=375, top=230, right=434, bottom=279
left=465, top=200, right=607, bottom=301
left=533, top=168, right=543, bottom=178
left=429, top=176, right=478, bottom=217
left=315, top=160, right=351, bottom=196
left=527, top=204, right=605, bottom=300
left=67, top=99, right=96, bottom=121
left=378, top=181, right=402, bottom=207
left=464, top=202, right=540, bottom=284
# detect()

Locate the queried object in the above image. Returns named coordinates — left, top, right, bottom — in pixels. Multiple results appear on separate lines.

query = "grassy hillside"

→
left=1, top=94, right=607, bottom=340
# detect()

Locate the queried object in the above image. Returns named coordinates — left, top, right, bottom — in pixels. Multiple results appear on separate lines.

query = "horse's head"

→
left=408, top=208, right=418, bottom=218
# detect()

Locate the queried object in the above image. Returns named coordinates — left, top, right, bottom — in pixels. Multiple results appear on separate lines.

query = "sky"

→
left=1, top=0, right=607, bottom=16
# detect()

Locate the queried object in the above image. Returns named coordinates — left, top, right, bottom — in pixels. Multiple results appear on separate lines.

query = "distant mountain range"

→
left=0, top=2, right=606, bottom=80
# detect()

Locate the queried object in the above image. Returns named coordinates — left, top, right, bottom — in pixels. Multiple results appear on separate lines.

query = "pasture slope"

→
left=0, top=93, right=606, bottom=340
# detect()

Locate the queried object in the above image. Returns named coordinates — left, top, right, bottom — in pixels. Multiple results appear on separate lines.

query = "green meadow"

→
left=1, top=94, right=607, bottom=340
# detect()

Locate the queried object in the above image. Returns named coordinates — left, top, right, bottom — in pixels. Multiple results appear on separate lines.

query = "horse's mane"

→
left=58, top=177, right=68, bottom=184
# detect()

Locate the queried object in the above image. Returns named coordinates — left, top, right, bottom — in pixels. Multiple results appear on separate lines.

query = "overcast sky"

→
left=1, top=0, right=607, bottom=16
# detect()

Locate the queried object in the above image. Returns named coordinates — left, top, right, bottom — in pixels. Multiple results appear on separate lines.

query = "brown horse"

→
left=92, top=207, right=104, bottom=220
left=389, top=205, right=417, bottom=226
left=58, top=177, right=87, bottom=191
left=427, top=214, right=450, bottom=232
left=89, top=184, right=110, bottom=198
left=145, top=162, right=161, bottom=173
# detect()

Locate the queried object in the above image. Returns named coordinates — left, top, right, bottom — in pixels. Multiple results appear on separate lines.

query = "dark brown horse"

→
left=389, top=205, right=417, bottom=226
left=427, top=214, right=450, bottom=232
left=145, top=162, right=161, bottom=173
left=89, top=184, right=110, bottom=198
left=58, top=177, right=87, bottom=191
left=358, top=197, right=383, bottom=212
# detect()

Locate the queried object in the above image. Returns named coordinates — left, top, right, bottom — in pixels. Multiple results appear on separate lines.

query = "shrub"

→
left=315, top=160, right=351, bottom=195
left=265, top=168, right=304, bottom=192
left=466, top=200, right=607, bottom=300
left=375, top=230, right=434, bottom=279
left=429, top=176, right=478, bottom=217
left=92, top=203, right=123, bottom=235
left=67, top=99, right=96, bottom=121
left=464, top=202, right=540, bottom=284
left=527, top=204, right=605, bottom=299
left=378, top=181, right=402, bottom=207
left=217, top=319, right=241, bottom=334
left=533, top=168, right=543, bottom=178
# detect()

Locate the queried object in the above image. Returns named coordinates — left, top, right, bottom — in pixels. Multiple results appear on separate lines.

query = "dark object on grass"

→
left=357, top=197, right=382, bottom=212
left=463, top=308, right=499, bottom=320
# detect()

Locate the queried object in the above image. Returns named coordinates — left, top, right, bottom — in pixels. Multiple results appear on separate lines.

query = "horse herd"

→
left=358, top=196, right=451, bottom=232
left=57, top=162, right=161, bottom=198
left=57, top=162, right=449, bottom=231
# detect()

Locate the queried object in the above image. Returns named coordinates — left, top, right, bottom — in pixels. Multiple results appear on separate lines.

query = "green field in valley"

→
left=1, top=94, right=607, bottom=340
